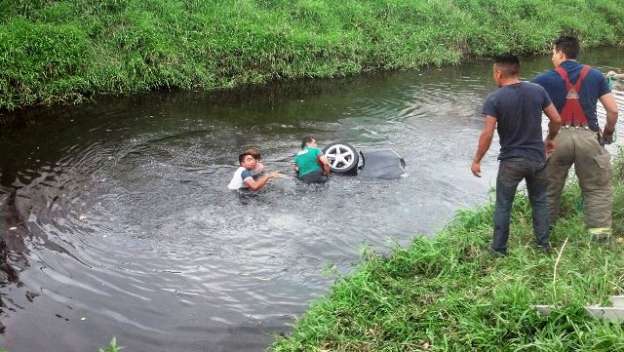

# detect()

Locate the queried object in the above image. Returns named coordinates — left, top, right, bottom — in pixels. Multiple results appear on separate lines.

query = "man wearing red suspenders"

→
left=533, top=36, right=619, bottom=241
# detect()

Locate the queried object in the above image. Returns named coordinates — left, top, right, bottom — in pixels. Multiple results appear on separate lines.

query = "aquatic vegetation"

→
left=99, top=337, right=121, bottom=352
left=1, top=0, right=623, bottom=111
left=271, top=148, right=624, bottom=351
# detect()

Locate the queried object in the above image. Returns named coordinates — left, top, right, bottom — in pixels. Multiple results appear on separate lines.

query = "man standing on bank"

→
left=472, top=54, right=562, bottom=256
left=533, top=36, right=619, bottom=241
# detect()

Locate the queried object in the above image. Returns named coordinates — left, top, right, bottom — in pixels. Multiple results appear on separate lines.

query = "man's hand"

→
left=545, top=138, right=556, bottom=157
left=543, top=103, right=561, bottom=141
left=245, top=171, right=282, bottom=191
left=471, top=161, right=481, bottom=177
left=602, top=127, right=615, bottom=145
left=599, top=93, right=618, bottom=143
left=472, top=116, right=496, bottom=178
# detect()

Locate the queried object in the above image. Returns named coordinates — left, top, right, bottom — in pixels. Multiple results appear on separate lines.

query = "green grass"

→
left=1, top=0, right=624, bottom=111
left=271, top=148, right=624, bottom=351
left=99, top=337, right=122, bottom=352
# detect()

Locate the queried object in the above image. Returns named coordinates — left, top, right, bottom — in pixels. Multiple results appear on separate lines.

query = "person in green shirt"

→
left=606, top=70, right=624, bottom=90
left=294, top=136, right=331, bottom=184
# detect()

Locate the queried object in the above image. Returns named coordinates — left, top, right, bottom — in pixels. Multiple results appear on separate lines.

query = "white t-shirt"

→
left=227, top=164, right=264, bottom=190
left=227, top=167, right=246, bottom=190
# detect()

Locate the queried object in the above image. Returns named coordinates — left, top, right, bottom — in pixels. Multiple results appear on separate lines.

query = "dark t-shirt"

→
left=533, top=60, right=610, bottom=131
left=482, top=81, right=552, bottom=162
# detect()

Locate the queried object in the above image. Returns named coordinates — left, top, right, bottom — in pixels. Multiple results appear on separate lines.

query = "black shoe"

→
left=591, top=233, right=611, bottom=244
left=536, top=244, right=552, bottom=254
left=490, top=248, right=507, bottom=257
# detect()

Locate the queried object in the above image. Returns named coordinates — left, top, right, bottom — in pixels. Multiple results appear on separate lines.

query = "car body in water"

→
left=322, top=142, right=407, bottom=179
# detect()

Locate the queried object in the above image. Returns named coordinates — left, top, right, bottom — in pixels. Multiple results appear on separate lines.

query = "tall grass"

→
left=98, top=337, right=121, bottom=352
left=271, top=148, right=624, bottom=351
left=1, top=0, right=624, bottom=111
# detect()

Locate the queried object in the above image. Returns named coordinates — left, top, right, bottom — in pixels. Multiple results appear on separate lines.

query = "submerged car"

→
left=322, top=142, right=407, bottom=179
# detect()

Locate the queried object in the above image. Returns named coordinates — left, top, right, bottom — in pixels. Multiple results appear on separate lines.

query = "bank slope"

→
left=1, top=0, right=624, bottom=111
left=271, top=150, right=624, bottom=351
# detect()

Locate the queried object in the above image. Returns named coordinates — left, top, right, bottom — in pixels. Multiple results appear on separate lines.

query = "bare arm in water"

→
left=318, top=154, right=331, bottom=175
left=244, top=171, right=280, bottom=191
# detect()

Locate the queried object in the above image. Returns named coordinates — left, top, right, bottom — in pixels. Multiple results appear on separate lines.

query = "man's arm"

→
left=471, top=116, right=497, bottom=177
left=542, top=103, right=561, bottom=155
left=599, top=93, right=619, bottom=143
left=244, top=171, right=279, bottom=191
left=318, top=154, right=331, bottom=175
left=543, top=103, right=561, bottom=139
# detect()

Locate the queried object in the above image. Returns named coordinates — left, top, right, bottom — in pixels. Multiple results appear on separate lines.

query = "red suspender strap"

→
left=555, top=65, right=591, bottom=92
left=555, top=66, right=572, bottom=90
left=575, top=65, right=591, bottom=91
left=554, top=65, right=591, bottom=126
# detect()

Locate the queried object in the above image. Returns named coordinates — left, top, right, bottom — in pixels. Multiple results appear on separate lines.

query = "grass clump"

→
left=99, top=337, right=122, bottom=352
left=272, top=148, right=624, bottom=351
left=1, top=0, right=624, bottom=111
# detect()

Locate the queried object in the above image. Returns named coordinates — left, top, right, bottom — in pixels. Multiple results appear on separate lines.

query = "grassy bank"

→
left=272, top=149, right=624, bottom=351
left=1, top=0, right=624, bottom=111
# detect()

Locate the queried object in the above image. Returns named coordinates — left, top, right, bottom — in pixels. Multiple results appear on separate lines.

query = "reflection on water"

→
left=0, top=48, right=623, bottom=352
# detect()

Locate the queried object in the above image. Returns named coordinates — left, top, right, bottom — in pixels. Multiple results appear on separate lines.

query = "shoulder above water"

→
left=296, top=147, right=321, bottom=156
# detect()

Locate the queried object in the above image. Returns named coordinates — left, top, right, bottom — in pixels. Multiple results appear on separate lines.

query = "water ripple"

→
left=0, top=48, right=623, bottom=352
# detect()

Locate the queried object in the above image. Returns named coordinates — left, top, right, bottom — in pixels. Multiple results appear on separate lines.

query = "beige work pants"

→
left=547, top=127, right=613, bottom=234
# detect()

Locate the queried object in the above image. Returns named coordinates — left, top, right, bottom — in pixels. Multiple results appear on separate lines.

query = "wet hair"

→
left=244, top=147, right=261, bottom=160
left=494, top=54, right=520, bottom=77
left=301, top=136, right=315, bottom=149
left=239, top=152, right=255, bottom=164
left=554, top=36, right=580, bottom=59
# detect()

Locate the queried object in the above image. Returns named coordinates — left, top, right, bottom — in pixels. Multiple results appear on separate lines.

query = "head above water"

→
left=492, top=54, right=520, bottom=87
left=552, top=35, right=580, bottom=67
left=301, top=136, right=317, bottom=149
left=244, top=147, right=261, bottom=161
left=238, top=152, right=257, bottom=169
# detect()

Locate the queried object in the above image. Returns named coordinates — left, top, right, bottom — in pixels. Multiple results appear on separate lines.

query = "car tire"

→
left=322, top=143, right=359, bottom=174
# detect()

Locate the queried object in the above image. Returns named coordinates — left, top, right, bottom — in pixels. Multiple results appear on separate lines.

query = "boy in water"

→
left=228, top=149, right=277, bottom=191
left=294, top=136, right=331, bottom=184
left=606, top=70, right=624, bottom=89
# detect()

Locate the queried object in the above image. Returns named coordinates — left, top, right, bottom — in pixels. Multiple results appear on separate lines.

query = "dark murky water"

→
left=1, top=49, right=623, bottom=352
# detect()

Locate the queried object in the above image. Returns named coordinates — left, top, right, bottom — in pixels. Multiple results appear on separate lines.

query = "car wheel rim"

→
left=324, top=144, right=356, bottom=170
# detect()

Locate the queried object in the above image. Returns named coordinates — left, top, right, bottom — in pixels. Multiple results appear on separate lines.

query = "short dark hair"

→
left=239, top=152, right=255, bottom=164
left=244, top=147, right=261, bottom=160
left=494, top=54, right=520, bottom=77
left=301, top=136, right=315, bottom=149
left=554, top=36, right=580, bottom=59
